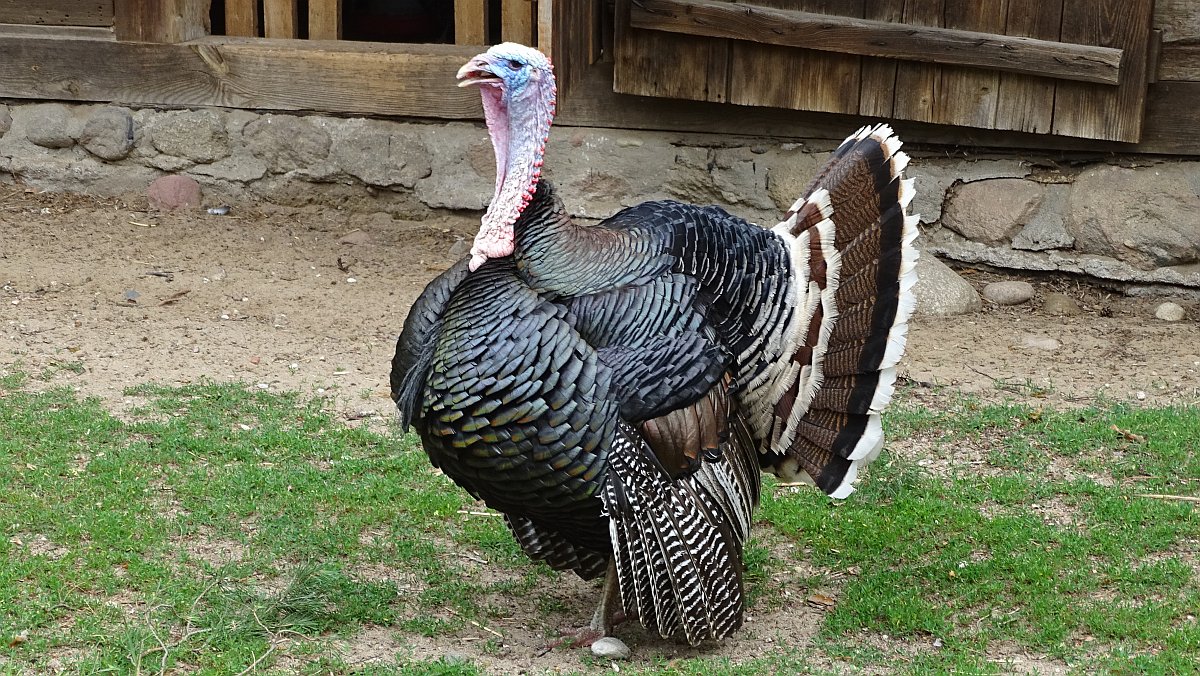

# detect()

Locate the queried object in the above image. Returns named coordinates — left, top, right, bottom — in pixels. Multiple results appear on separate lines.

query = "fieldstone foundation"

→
left=1, top=101, right=1198, bottom=293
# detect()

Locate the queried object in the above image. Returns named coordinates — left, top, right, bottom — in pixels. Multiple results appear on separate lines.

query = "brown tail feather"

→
left=767, top=124, right=919, bottom=498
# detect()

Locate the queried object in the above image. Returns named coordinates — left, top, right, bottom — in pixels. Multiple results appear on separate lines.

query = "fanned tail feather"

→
left=767, top=123, right=919, bottom=498
left=602, top=422, right=758, bottom=645
left=504, top=515, right=609, bottom=580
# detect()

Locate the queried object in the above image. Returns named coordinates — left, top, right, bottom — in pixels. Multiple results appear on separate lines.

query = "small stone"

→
left=1136, top=390, right=1147, bottom=401
left=591, top=637, right=631, bottom=660
left=982, top=281, right=1035, bottom=306
left=449, top=237, right=470, bottom=257
left=150, top=109, right=229, bottom=163
left=26, top=103, right=75, bottom=148
left=79, top=107, right=135, bottom=160
left=1154, top=301, right=1185, bottom=322
left=1019, top=334, right=1060, bottom=352
left=0, top=104, right=12, bottom=136
left=147, top=175, right=202, bottom=211
left=912, top=253, right=982, bottom=317
left=1041, top=292, right=1081, bottom=316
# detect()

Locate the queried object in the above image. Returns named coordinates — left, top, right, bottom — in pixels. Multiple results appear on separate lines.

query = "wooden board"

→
left=454, top=0, right=487, bottom=45
left=0, top=35, right=483, bottom=118
left=994, top=0, right=1062, bottom=134
left=309, top=0, right=342, bottom=40
left=224, top=0, right=259, bottom=37
left=502, top=0, right=533, bottom=45
left=1158, top=44, right=1200, bottom=81
left=614, top=0, right=728, bottom=103
left=728, top=0, right=862, bottom=114
left=114, top=0, right=208, bottom=42
left=263, top=0, right=298, bottom=39
left=1053, top=0, right=1154, bottom=142
left=0, top=1, right=113, bottom=27
left=893, top=0, right=944, bottom=123
left=858, top=0, right=904, bottom=118
left=931, top=2, right=1007, bottom=128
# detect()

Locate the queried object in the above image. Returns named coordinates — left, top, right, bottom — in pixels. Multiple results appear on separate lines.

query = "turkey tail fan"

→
left=769, top=123, right=919, bottom=498
left=601, top=420, right=758, bottom=646
left=504, top=515, right=610, bottom=580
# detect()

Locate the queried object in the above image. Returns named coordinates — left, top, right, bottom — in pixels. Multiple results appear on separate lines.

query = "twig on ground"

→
left=1135, top=493, right=1200, bottom=504
left=447, top=608, right=504, bottom=639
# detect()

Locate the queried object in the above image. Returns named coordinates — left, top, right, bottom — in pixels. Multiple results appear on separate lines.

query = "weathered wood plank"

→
left=892, top=0, right=943, bottom=123
left=308, top=0, right=342, bottom=40
left=729, top=0, right=862, bottom=114
left=614, top=0, right=728, bottom=102
left=631, top=0, right=1123, bottom=85
left=455, top=0, right=487, bottom=45
left=1053, top=0, right=1154, bottom=142
left=224, top=0, right=259, bottom=37
left=263, top=0, right=297, bottom=39
left=1158, top=44, right=1200, bottom=81
left=994, top=0, right=1061, bottom=134
left=1154, top=0, right=1200, bottom=44
left=0, top=1, right=114, bottom=27
left=502, top=0, right=533, bottom=44
left=930, top=1, right=1007, bottom=128
left=114, top=0, right=209, bottom=42
left=0, top=24, right=115, bottom=40
left=858, top=0, right=904, bottom=118
left=0, top=35, right=483, bottom=118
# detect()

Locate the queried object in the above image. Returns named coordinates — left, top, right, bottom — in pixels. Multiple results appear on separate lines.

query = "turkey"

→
left=391, top=42, right=919, bottom=649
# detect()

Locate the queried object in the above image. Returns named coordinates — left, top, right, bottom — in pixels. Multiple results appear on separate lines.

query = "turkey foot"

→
left=540, top=562, right=631, bottom=658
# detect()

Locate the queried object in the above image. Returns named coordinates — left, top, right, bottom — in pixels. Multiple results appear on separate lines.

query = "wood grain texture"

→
left=0, top=24, right=115, bottom=40
left=614, top=0, right=728, bottom=102
left=994, top=0, right=1061, bottom=134
left=728, top=0, right=862, bottom=114
left=931, top=1, right=1007, bottom=128
left=114, top=0, right=209, bottom=42
left=224, top=0, right=259, bottom=37
left=263, top=0, right=297, bottom=39
left=1053, top=0, right=1154, bottom=142
left=1158, top=44, right=1200, bottom=81
left=631, top=0, right=1123, bottom=85
left=893, top=0, right=943, bottom=123
left=0, top=35, right=483, bottom=118
left=455, top=0, right=487, bottom=45
left=502, top=0, right=533, bottom=44
left=308, top=0, right=342, bottom=40
left=858, top=0, right=904, bottom=117
left=0, top=1, right=114, bottom=27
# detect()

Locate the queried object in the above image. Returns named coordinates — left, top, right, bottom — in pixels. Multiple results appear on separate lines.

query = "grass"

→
left=0, top=376, right=1197, bottom=675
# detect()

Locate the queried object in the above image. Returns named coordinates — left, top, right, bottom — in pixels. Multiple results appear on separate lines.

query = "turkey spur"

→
left=392, top=43, right=919, bottom=648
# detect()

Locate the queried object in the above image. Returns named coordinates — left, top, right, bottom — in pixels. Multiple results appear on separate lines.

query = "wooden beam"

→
left=0, top=24, right=115, bottom=40
left=225, top=0, right=260, bottom=37
left=114, top=0, right=209, bottom=42
left=263, top=0, right=298, bottom=39
left=0, top=35, right=483, bottom=119
left=631, top=0, right=1124, bottom=86
left=0, top=1, right=114, bottom=27
left=1158, top=43, right=1200, bottom=81
left=454, top=0, right=487, bottom=45
left=501, top=0, right=533, bottom=44
left=309, top=0, right=342, bottom=40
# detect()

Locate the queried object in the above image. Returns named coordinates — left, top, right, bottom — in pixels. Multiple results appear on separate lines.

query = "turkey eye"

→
left=507, top=59, right=523, bottom=70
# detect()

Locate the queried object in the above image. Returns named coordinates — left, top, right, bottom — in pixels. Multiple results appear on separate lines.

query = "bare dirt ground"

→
left=2, top=188, right=1199, bottom=673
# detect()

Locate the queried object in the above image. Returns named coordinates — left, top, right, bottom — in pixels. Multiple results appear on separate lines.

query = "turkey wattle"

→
left=391, top=42, right=919, bottom=648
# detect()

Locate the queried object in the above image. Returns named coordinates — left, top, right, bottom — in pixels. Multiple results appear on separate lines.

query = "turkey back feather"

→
left=767, top=124, right=919, bottom=497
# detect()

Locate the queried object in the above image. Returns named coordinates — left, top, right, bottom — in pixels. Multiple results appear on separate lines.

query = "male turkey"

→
left=391, top=43, right=919, bottom=650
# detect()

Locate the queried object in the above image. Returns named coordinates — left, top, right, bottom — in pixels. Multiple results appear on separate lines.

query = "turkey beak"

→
left=457, top=57, right=500, bottom=87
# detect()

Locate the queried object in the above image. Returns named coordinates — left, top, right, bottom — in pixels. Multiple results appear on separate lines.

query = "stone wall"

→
left=1, top=101, right=1197, bottom=293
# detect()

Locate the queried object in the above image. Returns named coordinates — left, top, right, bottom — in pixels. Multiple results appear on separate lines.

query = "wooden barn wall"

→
left=0, top=1, right=114, bottom=27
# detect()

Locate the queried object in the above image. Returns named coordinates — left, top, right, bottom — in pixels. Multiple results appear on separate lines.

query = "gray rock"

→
left=414, top=124, right=493, bottom=210
left=983, top=280, right=1035, bottom=306
left=1018, top=333, right=1061, bottom=351
left=590, top=636, right=631, bottom=660
left=543, top=128, right=677, bottom=220
left=148, top=175, right=202, bottom=211
left=79, top=107, right=135, bottom=160
left=26, top=103, right=75, bottom=148
left=943, top=178, right=1043, bottom=245
left=1011, top=184, right=1074, bottom=252
left=191, top=156, right=267, bottom=182
left=1068, top=165, right=1200, bottom=269
left=912, top=253, right=982, bottom=316
left=1155, top=301, right=1186, bottom=322
left=150, top=110, right=229, bottom=163
left=765, top=148, right=825, bottom=211
left=1042, top=292, right=1082, bottom=316
left=0, top=104, right=11, bottom=136
left=244, top=114, right=332, bottom=172
left=331, top=119, right=431, bottom=188
left=908, top=159, right=1031, bottom=224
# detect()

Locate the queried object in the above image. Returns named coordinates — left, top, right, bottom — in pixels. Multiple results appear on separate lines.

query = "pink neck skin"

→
left=469, top=70, right=556, bottom=271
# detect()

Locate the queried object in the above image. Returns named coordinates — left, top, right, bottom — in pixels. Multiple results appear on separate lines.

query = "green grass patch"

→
left=1, top=377, right=1197, bottom=674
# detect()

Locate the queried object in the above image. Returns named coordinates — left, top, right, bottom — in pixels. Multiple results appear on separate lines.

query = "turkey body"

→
left=392, top=125, right=918, bottom=645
